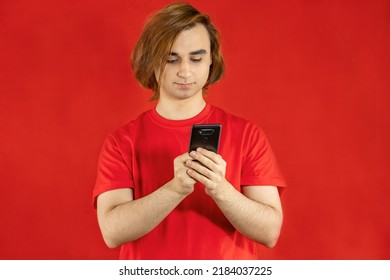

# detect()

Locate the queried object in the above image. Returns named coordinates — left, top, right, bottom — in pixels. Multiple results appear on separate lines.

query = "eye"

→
left=191, top=58, right=202, bottom=63
left=167, top=59, right=178, bottom=64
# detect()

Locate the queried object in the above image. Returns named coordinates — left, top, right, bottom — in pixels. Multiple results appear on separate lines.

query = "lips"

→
left=175, top=82, right=194, bottom=90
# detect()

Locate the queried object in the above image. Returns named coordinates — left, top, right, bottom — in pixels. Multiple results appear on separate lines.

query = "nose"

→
left=177, top=60, right=191, bottom=79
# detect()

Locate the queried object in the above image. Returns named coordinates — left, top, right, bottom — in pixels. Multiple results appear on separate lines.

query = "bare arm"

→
left=97, top=153, right=196, bottom=248
left=186, top=148, right=283, bottom=247
left=212, top=185, right=282, bottom=247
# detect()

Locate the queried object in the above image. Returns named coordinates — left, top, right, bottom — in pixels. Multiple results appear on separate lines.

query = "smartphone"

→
left=189, top=124, right=221, bottom=153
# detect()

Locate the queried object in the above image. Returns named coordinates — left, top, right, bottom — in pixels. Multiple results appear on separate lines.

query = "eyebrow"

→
left=169, top=49, right=208, bottom=56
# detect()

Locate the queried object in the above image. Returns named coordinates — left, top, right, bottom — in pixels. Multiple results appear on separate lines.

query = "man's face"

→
left=156, top=23, right=212, bottom=102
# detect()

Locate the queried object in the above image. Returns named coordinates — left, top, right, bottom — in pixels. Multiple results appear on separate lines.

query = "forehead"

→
left=170, top=23, right=211, bottom=54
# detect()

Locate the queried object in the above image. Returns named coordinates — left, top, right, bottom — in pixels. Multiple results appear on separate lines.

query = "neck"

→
left=155, top=96, right=206, bottom=120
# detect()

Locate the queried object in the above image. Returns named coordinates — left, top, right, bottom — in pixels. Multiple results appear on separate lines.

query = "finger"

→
left=196, top=148, right=222, bottom=164
left=176, top=152, right=193, bottom=163
left=189, top=150, right=215, bottom=170
left=186, top=159, right=214, bottom=180
left=186, top=168, right=212, bottom=186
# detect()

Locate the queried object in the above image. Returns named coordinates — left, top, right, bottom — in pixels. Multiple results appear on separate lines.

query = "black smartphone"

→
left=189, top=124, right=221, bottom=153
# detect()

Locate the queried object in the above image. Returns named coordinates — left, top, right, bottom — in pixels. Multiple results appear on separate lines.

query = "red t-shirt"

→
left=93, top=104, right=286, bottom=259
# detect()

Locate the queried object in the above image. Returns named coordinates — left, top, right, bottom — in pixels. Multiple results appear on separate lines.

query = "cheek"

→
left=199, top=64, right=211, bottom=80
left=161, top=67, right=174, bottom=80
left=157, top=70, right=171, bottom=87
left=155, top=64, right=169, bottom=83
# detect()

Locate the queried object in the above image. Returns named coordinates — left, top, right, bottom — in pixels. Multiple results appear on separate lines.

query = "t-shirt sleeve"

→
left=240, top=123, right=286, bottom=190
left=92, top=133, right=134, bottom=208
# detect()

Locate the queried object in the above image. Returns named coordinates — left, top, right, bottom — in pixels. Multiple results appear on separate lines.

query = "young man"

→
left=93, top=2, right=286, bottom=259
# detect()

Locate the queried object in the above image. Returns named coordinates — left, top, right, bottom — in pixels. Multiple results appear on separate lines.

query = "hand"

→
left=170, top=152, right=197, bottom=196
left=186, top=148, right=229, bottom=198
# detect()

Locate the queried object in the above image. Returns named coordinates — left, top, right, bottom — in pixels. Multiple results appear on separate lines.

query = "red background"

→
left=1, top=0, right=389, bottom=259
